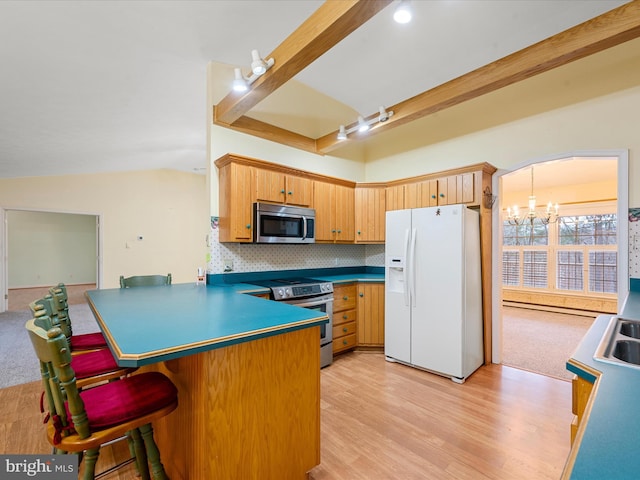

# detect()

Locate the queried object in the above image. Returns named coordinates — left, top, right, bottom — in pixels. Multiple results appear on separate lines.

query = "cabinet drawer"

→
left=333, top=333, right=357, bottom=354
left=333, top=284, right=357, bottom=311
left=333, top=320, right=356, bottom=339
left=333, top=308, right=356, bottom=325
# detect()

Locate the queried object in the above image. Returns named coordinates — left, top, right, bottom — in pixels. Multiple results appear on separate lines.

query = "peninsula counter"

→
left=86, top=283, right=328, bottom=479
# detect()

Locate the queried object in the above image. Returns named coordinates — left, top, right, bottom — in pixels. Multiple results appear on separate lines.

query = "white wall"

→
left=0, top=170, right=208, bottom=289
left=7, top=211, right=96, bottom=288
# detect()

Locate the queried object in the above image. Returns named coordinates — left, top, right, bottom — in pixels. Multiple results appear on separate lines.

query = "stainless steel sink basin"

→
left=594, top=317, right=640, bottom=370
left=620, top=321, right=640, bottom=339
left=613, top=340, right=640, bottom=365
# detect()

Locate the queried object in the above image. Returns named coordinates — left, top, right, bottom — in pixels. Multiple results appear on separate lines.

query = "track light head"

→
left=251, top=49, right=267, bottom=75
left=232, top=68, right=248, bottom=93
left=337, top=125, right=347, bottom=141
left=378, top=106, right=390, bottom=122
left=393, top=0, right=413, bottom=24
left=357, top=116, right=370, bottom=133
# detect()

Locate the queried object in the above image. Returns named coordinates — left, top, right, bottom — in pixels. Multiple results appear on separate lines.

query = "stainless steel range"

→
left=252, top=277, right=333, bottom=368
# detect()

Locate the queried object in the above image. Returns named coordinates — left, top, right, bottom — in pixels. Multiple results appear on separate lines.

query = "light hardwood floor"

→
left=0, top=351, right=572, bottom=479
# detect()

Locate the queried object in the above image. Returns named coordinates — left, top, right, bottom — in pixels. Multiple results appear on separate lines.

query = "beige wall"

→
left=363, top=84, right=640, bottom=206
left=0, top=170, right=208, bottom=288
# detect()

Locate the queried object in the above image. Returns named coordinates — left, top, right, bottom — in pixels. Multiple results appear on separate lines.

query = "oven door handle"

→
left=288, top=296, right=333, bottom=308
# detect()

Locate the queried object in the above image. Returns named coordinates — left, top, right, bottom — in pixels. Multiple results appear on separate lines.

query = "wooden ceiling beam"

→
left=316, top=1, right=640, bottom=154
left=213, top=109, right=318, bottom=154
left=214, top=0, right=393, bottom=126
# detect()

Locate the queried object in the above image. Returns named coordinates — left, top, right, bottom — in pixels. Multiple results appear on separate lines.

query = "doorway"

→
left=1, top=209, right=101, bottom=313
left=492, top=151, right=629, bottom=378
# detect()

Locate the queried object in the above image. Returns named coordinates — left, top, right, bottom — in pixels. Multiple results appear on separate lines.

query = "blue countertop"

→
left=565, top=290, right=640, bottom=479
left=86, top=283, right=328, bottom=367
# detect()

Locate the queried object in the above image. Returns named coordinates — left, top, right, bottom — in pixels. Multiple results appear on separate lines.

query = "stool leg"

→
left=129, top=428, right=150, bottom=480
left=82, top=448, right=100, bottom=480
left=139, top=423, right=168, bottom=480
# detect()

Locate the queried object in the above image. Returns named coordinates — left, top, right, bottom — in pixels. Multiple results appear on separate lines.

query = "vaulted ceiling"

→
left=1, top=0, right=638, bottom=179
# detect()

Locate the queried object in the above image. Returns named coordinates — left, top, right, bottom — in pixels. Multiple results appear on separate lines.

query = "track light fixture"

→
left=230, top=49, right=275, bottom=93
left=393, top=0, right=413, bottom=24
left=337, top=107, right=394, bottom=141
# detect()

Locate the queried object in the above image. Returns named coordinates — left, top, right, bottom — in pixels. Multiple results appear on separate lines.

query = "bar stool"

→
left=26, top=319, right=178, bottom=480
left=119, top=273, right=172, bottom=288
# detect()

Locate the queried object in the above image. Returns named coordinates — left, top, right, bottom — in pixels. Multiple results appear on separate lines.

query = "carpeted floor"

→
left=0, top=303, right=102, bottom=388
left=501, top=306, right=595, bottom=381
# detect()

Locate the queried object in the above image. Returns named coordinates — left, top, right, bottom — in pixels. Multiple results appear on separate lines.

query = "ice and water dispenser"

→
left=386, top=256, right=405, bottom=294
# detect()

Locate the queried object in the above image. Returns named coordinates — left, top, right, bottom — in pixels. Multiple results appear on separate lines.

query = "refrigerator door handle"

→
left=410, top=228, right=417, bottom=307
left=403, top=228, right=410, bottom=306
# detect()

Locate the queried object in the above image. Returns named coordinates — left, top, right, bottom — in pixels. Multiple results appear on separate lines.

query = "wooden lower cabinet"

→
left=332, top=282, right=385, bottom=354
left=571, top=374, right=595, bottom=444
left=357, top=283, right=385, bottom=348
left=332, top=283, right=357, bottom=354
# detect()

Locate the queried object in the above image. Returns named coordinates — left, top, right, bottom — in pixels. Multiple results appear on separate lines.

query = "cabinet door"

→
left=357, top=283, right=385, bottom=347
left=385, top=185, right=404, bottom=211
left=428, top=180, right=439, bottom=207
left=218, top=163, right=254, bottom=242
left=255, top=168, right=285, bottom=203
left=312, top=181, right=335, bottom=241
left=405, top=181, right=431, bottom=209
left=355, top=186, right=385, bottom=243
left=460, top=172, right=475, bottom=204
left=285, top=175, right=312, bottom=206
left=334, top=185, right=355, bottom=242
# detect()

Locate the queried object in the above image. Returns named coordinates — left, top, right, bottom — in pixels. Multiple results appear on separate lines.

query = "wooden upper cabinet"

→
left=334, top=185, right=355, bottom=242
left=218, top=162, right=254, bottom=242
left=385, top=185, right=404, bottom=211
left=355, top=186, right=385, bottom=243
left=312, top=181, right=335, bottom=241
left=255, top=168, right=311, bottom=206
left=313, top=181, right=354, bottom=242
left=404, top=181, right=430, bottom=209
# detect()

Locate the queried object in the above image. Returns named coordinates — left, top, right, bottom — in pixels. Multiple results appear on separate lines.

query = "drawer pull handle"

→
left=343, top=327, right=348, bottom=333
left=246, top=224, right=251, bottom=229
left=343, top=340, right=348, bottom=345
left=359, top=293, right=364, bottom=297
left=343, top=296, right=348, bottom=301
left=342, top=314, right=347, bottom=319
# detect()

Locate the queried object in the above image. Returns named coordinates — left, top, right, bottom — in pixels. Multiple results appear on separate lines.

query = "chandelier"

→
left=506, top=167, right=559, bottom=226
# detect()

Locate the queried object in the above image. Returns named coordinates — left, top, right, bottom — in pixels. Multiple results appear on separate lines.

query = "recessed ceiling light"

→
left=393, top=0, right=412, bottom=24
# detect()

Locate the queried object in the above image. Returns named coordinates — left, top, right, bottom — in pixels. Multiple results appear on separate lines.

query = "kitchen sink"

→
left=594, top=317, right=640, bottom=370
left=620, top=321, right=640, bottom=339
left=613, top=341, right=640, bottom=365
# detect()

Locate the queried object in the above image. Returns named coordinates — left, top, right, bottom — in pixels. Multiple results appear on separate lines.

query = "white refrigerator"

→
left=384, top=204, right=483, bottom=383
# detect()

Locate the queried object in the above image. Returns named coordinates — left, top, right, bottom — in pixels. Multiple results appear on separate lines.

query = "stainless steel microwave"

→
left=253, top=202, right=316, bottom=243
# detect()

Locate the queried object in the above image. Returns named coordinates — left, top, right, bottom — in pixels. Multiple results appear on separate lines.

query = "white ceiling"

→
left=0, top=0, right=630, bottom=179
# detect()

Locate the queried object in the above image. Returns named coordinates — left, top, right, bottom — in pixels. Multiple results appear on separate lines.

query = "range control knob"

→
left=277, top=289, right=284, bottom=299
left=284, top=288, right=291, bottom=298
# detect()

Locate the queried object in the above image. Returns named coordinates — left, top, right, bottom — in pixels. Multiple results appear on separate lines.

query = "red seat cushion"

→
left=70, top=332, right=107, bottom=351
left=75, top=372, right=178, bottom=430
left=70, top=349, right=120, bottom=379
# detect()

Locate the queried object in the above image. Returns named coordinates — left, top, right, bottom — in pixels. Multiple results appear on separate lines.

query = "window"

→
left=557, top=251, right=584, bottom=291
left=559, top=214, right=617, bottom=245
left=523, top=251, right=548, bottom=288
left=502, top=204, right=617, bottom=299
left=503, top=219, right=549, bottom=246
